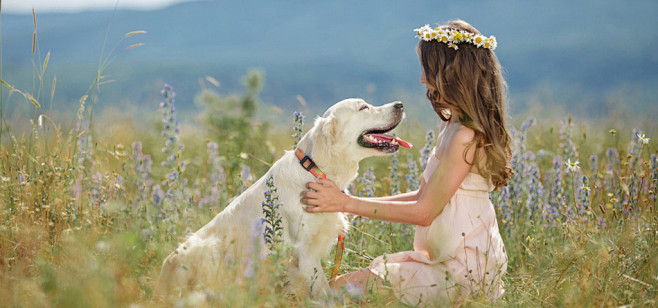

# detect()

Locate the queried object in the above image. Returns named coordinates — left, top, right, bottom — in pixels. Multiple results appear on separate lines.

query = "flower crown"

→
left=414, top=24, right=497, bottom=51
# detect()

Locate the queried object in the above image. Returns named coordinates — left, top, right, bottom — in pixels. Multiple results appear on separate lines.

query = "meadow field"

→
left=1, top=19, right=657, bottom=308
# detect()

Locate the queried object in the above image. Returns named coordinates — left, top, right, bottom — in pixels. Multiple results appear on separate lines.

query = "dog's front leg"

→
left=297, top=253, right=330, bottom=297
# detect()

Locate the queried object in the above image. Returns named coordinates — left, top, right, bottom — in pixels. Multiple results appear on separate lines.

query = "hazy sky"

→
left=3, top=0, right=195, bottom=13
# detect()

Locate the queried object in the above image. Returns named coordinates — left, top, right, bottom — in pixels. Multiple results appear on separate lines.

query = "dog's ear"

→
left=320, top=114, right=338, bottom=143
left=311, top=115, right=337, bottom=165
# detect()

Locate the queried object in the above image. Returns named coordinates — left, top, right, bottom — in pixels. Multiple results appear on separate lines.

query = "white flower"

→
left=484, top=36, right=497, bottom=50
left=473, top=35, right=486, bottom=47
left=565, top=159, right=580, bottom=172
left=637, top=133, right=649, bottom=145
left=419, top=24, right=432, bottom=32
left=414, top=24, right=434, bottom=41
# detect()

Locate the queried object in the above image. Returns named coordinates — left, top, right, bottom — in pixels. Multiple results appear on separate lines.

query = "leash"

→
left=295, top=148, right=345, bottom=279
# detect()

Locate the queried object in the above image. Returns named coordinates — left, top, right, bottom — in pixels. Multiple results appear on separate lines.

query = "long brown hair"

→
left=419, top=19, right=513, bottom=188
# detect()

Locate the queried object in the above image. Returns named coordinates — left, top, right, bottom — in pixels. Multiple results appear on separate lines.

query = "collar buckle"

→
left=299, top=155, right=316, bottom=172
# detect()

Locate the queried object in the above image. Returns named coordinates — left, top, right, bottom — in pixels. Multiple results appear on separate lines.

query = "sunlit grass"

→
left=1, top=84, right=655, bottom=306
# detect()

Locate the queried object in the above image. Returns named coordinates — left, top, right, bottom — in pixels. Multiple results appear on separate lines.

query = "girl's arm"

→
left=369, top=182, right=425, bottom=202
left=303, top=125, right=476, bottom=226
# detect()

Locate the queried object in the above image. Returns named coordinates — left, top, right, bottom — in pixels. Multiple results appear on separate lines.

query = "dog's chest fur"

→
left=196, top=151, right=350, bottom=256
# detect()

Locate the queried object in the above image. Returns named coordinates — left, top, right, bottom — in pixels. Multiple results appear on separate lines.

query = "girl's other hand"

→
left=301, top=178, right=350, bottom=213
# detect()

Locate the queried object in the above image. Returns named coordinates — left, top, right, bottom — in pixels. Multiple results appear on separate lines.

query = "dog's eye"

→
left=359, top=105, right=369, bottom=111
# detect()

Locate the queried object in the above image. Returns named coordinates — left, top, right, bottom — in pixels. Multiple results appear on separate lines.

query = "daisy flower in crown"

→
left=414, top=24, right=497, bottom=51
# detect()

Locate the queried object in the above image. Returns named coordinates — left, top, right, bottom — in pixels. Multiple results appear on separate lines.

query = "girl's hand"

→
left=301, top=178, right=350, bottom=213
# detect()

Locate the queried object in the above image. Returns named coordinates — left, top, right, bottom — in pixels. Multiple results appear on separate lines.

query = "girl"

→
left=302, top=19, right=513, bottom=305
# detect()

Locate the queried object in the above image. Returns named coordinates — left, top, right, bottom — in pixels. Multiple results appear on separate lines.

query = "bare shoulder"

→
left=448, top=123, right=475, bottom=146
left=436, top=122, right=476, bottom=159
left=449, top=123, right=487, bottom=173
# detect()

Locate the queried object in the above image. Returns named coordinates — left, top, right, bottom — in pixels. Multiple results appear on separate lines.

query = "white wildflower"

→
left=565, top=159, right=580, bottom=172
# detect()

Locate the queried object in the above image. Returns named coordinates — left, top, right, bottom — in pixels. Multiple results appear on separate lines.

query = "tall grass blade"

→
left=206, top=76, right=220, bottom=88
left=43, top=51, right=50, bottom=72
left=32, top=9, right=36, bottom=54
left=125, top=43, right=143, bottom=50
left=24, top=93, right=40, bottom=108
left=124, top=30, right=146, bottom=37
left=51, top=75, right=56, bottom=101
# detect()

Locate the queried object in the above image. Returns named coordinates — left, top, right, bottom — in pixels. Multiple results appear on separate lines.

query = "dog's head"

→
left=303, top=98, right=412, bottom=167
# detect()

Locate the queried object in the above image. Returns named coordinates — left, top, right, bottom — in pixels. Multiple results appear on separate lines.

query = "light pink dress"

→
left=369, top=124, right=508, bottom=306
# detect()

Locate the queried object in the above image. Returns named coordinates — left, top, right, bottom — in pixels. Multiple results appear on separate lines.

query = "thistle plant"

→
left=262, top=175, right=283, bottom=251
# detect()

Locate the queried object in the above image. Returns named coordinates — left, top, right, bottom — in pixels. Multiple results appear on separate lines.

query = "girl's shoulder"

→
left=440, top=122, right=487, bottom=175
left=444, top=121, right=475, bottom=145
left=435, top=121, right=475, bottom=157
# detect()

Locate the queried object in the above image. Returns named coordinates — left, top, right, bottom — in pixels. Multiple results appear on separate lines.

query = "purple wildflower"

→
left=419, top=129, right=435, bottom=170
left=292, top=111, right=304, bottom=148
left=132, top=141, right=153, bottom=202
left=390, top=152, right=401, bottom=195
left=406, top=155, right=420, bottom=192
left=356, top=167, right=376, bottom=197
left=261, top=175, right=283, bottom=251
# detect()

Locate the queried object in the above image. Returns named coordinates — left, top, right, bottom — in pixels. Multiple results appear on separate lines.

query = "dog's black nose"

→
left=393, top=102, right=404, bottom=110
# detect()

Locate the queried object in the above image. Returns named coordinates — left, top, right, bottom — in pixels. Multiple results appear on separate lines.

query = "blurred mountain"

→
left=2, top=0, right=658, bottom=119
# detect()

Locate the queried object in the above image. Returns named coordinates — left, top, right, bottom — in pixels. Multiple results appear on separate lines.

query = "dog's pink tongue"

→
left=395, top=137, right=413, bottom=149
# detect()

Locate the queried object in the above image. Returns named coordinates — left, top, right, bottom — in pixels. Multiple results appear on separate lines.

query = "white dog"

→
left=157, top=98, right=411, bottom=297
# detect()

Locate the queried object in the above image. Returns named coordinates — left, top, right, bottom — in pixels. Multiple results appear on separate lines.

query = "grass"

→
left=1, top=81, right=656, bottom=307
left=1, top=10, right=657, bottom=308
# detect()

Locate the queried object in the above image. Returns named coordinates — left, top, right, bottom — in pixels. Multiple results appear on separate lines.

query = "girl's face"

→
left=419, top=69, right=428, bottom=87
left=416, top=46, right=435, bottom=92
left=419, top=65, right=437, bottom=93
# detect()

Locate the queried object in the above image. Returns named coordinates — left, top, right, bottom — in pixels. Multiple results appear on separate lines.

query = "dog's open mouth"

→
left=357, top=126, right=412, bottom=153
